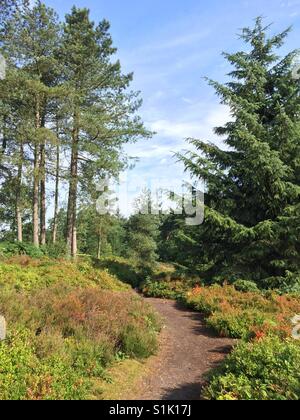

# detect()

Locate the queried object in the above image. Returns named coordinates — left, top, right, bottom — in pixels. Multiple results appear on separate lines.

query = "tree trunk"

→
left=97, top=219, right=103, bottom=259
left=40, top=141, right=46, bottom=246
left=97, top=234, right=101, bottom=259
left=72, top=226, right=77, bottom=258
left=66, top=111, right=79, bottom=258
left=52, top=123, right=60, bottom=244
left=66, top=145, right=78, bottom=256
left=16, top=141, right=23, bottom=242
left=33, top=97, right=41, bottom=247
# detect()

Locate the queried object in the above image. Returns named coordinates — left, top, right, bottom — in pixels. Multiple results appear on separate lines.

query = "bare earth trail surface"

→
left=136, top=298, right=233, bottom=401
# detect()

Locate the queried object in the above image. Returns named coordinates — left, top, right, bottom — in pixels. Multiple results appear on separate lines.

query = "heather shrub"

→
left=0, top=257, right=160, bottom=400
left=142, top=277, right=200, bottom=300
left=0, top=286, right=160, bottom=357
left=0, top=286, right=160, bottom=400
left=0, top=257, right=130, bottom=292
left=142, top=279, right=185, bottom=299
left=121, top=324, right=158, bottom=359
left=206, top=309, right=275, bottom=339
left=185, top=285, right=300, bottom=339
left=0, top=328, right=90, bottom=400
left=203, top=337, right=300, bottom=400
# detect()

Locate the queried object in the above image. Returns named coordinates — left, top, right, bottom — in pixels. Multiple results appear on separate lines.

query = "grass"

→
left=92, top=359, right=150, bottom=400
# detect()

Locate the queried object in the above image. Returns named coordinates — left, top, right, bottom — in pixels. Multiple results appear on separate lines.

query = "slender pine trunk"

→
left=97, top=234, right=102, bottom=259
left=33, top=97, right=41, bottom=247
left=40, top=112, right=47, bottom=246
left=66, top=111, right=79, bottom=258
left=52, top=122, right=60, bottom=244
left=40, top=142, right=46, bottom=246
left=97, top=219, right=103, bottom=259
left=72, top=226, right=77, bottom=258
left=16, top=140, right=23, bottom=242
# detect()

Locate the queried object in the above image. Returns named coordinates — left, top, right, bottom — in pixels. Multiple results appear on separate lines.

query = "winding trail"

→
left=137, top=298, right=233, bottom=400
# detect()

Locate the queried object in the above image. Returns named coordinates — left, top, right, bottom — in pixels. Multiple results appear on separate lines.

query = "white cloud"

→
left=125, top=104, right=231, bottom=164
left=147, top=104, right=231, bottom=142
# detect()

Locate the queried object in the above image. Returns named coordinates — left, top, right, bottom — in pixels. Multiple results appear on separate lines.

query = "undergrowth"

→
left=0, top=257, right=161, bottom=400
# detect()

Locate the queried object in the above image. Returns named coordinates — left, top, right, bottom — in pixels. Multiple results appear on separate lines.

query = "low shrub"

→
left=141, top=275, right=200, bottom=300
left=95, top=257, right=142, bottom=288
left=203, top=337, right=300, bottom=400
left=185, top=285, right=300, bottom=339
left=0, top=241, right=67, bottom=259
left=142, top=279, right=186, bottom=300
left=121, top=324, right=158, bottom=359
left=0, top=328, right=91, bottom=400
left=0, top=257, right=161, bottom=400
left=0, top=257, right=130, bottom=292
left=1, top=242, right=45, bottom=258
left=233, top=280, right=260, bottom=293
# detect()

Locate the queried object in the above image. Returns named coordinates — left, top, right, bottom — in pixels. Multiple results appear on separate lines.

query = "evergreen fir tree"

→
left=178, top=18, right=300, bottom=288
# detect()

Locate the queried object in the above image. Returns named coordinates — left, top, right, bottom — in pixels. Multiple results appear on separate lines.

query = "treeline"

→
left=0, top=0, right=150, bottom=256
left=1, top=4, right=299, bottom=290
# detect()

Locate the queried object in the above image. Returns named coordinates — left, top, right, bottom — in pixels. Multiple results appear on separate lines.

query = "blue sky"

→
left=44, top=0, right=300, bottom=214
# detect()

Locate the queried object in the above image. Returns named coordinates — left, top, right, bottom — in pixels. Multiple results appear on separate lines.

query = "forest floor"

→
left=134, top=298, right=234, bottom=400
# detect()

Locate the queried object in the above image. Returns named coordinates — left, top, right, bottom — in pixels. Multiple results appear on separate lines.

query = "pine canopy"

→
left=178, top=18, right=300, bottom=290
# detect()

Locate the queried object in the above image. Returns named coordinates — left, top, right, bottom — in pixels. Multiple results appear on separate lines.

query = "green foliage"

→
left=207, top=309, right=270, bottom=340
left=76, top=209, right=127, bottom=259
left=96, top=256, right=142, bottom=288
left=233, top=280, right=260, bottom=293
left=203, top=337, right=300, bottom=400
left=142, top=279, right=182, bottom=300
left=0, top=256, right=130, bottom=292
left=126, top=211, right=160, bottom=273
left=185, top=285, right=300, bottom=339
left=121, top=324, right=158, bottom=359
left=0, top=241, right=67, bottom=259
left=141, top=263, right=201, bottom=299
left=142, top=278, right=197, bottom=300
left=0, top=257, right=160, bottom=400
left=41, top=242, right=67, bottom=259
left=0, top=328, right=91, bottom=400
left=1, top=242, right=45, bottom=258
left=161, top=19, right=300, bottom=290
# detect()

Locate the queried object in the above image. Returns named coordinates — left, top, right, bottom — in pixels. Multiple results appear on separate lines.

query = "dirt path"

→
left=137, top=298, right=233, bottom=401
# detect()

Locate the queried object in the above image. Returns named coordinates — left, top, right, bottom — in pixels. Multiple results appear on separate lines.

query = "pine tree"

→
left=61, top=7, right=151, bottom=257
left=126, top=190, right=160, bottom=273
left=1, top=1, right=60, bottom=246
left=178, top=18, right=300, bottom=288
